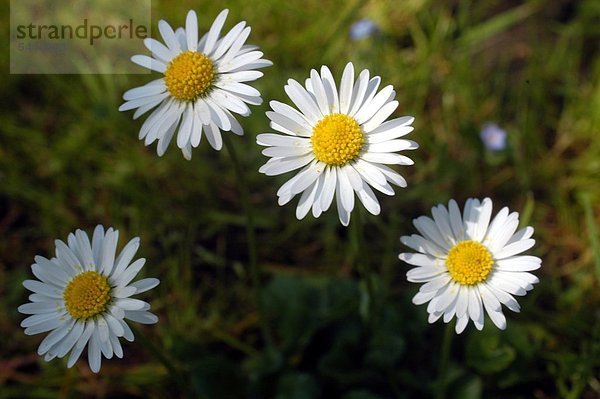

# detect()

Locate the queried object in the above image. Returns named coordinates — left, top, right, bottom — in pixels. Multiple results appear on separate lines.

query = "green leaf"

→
left=466, top=328, right=516, bottom=374
left=261, top=275, right=360, bottom=352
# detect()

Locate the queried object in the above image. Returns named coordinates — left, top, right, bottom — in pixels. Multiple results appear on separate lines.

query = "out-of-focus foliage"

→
left=1, top=0, right=599, bottom=397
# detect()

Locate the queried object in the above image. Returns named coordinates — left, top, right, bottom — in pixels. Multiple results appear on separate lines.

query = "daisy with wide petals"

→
left=120, top=9, right=272, bottom=159
left=257, top=62, right=418, bottom=226
left=19, top=226, right=159, bottom=372
left=399, top=198, right=541, bottom=333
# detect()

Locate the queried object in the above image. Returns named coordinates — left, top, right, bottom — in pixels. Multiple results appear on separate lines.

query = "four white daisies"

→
left=19, top=8, right=542, bottom=373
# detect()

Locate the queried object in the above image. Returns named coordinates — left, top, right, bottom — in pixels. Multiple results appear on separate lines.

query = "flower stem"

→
left=223, top=134, right=273, bottom=347
left=435, top=322, right=454, bottom=399
left=352, top=208, right=375, bottom=323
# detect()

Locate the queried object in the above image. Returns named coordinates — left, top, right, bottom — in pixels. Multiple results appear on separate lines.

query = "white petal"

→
left=158, top=20, right=181, bottom=53
left=111, top=237, right=140, bottom=279
left=130, top=278, right=160, bottom=294
left=362, top=101, right=399, bottom=132
left=23, top=280, right=61, bottom=298
left=406, top=267, right=446, bottom=283
left=115, top=298, right=148, bottom=311
left=429, top=204, right=455, bottom=247
left=355, top=83, right=392, bottom=124
left=296, top=179, right=320, bottom=220
left=113, top=258, right=146, bottom=288
left=291, top=161, right=324, bottom=195
left=485, top=283, right=521, bottom=313
left=213, top=21, right=246, bottom=59
left=88, top=328, right=102, bottom=373
left=448, top=199, right=465, bottom=242
left=284, top=80, right=322, bottom=124
left=338, top=169, right=355, bottom=212
left=18, top=301, right=61, bottom=315
left=319, top=166, right=337, bottom=212
left=256, top=133, right=310, bottom=147
left=494, top=239, right=536, bottom=259
left=203, top=9, right=229, bottom=55
left=413, top=216, right=451, bottom=251
left=204, top=122, right=223, bottom=151
left=55, top=320, right=85, bottom=358
left=419, top=274, right=451, bottom=293
left=37, top=319, right=74, bottom=355
left=495, top=256, right=541, bottom=272
left=131, top=54, right=166, bottom=73
left=259, top=154, right=314, bottom=176
left=348, top=69, right=370, bottom=116
left=506, top=226, right=535, bottom=245
left=177, top=104, right=194, bottom=148
left=185, top=10, right=198, bottom=52
left=143, top=38, right=174, bottom=63
left=455, top=314, right=469, bottom=334
left=412, top=290, right=436, bottom=305
left=320, top=65, right=339, bottom=113
left=356, top=184, right=380, bottom=215
left=269, top=101, right=312, bottom=132
left=309, top=69, right=330, bottom=116
left=125, top=311, right=159, bottom=324
left=399, top=253, right=441, bottom=267
left=99, top=228, right=118, bottom=275
left=266, top=111, right=311, bottom=136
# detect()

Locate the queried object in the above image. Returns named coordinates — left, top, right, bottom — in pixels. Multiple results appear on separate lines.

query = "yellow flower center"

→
left=63, top=271, right=111, bottom=320
left=310, top=113, right=364, bottom=166
left=164, top=51, right=215, bottom=102
left=446, top=240, right=493, bottom=285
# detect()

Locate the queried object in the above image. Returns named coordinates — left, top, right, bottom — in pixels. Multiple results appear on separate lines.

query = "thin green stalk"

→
left=223, top=134, right=273, bottom=347
left=352, top=208, right=375, bottom=323
left=203, top=323, right=260, bottom=357
left=435, top=322, right=454, bottom=399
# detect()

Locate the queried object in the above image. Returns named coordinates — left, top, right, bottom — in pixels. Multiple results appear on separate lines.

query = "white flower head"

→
left=19, top=226, right=159, bottom=373
left=120, top=9, right=272, bottom=159
left=257, top=62, right=418, bottom=226
left=399, top=198, right=541, bottom=333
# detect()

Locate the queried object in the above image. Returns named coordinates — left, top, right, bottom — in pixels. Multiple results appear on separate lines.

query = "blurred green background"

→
left=2, top=0, right=600, bottom=398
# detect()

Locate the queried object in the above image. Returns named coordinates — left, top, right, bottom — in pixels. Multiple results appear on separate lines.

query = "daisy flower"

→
left=119, top=9, right=272, bottom=159
left=18, top=226, right=159, bottom=373
left=257, top=62, right=418, bottom=226
left=399, top=198, right=541, bottom=333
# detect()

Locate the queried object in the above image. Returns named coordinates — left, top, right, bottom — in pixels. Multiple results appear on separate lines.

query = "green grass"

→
left=1, top=0, right=599, bottom=397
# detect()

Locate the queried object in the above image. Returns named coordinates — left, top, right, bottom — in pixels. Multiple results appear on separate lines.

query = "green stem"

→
left=203, top=323, right=260, bottom=357
left=435, top=322, right=454, bottom=399
left=223, top=135, right=273, bottom=347
left=352, top=208, right=375, bottom=323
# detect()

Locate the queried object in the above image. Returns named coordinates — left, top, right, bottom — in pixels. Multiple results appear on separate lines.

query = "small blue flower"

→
left=480, top=123, right=507, bottom=151
left=349, top=18, right=378, bottom=41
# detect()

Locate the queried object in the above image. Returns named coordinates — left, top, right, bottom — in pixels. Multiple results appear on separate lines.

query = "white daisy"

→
left=119, top=9, right=272, bottom=159
left=18, top=226, right=159, bottom=373
left=257, top=62, right=418, bottom=226
left=399, top=198, right=541, bottom=333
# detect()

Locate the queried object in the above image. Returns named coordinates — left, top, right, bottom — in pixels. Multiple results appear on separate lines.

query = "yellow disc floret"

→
left=311, top=113, right=364, bottom=166
left=164, top=51, right=215, bottom=102
left=63, top=271, right=111, bottom=319
left=446, top=240, right=493, bottom=285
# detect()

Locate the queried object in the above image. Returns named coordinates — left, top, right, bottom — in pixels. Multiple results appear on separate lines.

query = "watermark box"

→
left=10, top=0, right=151, bottom=74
